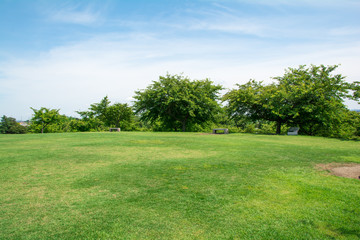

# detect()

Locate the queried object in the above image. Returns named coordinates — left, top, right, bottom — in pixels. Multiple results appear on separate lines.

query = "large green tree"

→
left=223, top=80, right=290, bottom=134
left=224, top=65, right=356, bottom=135
left=133, top=74, right=223, bottom=132
left=30, top=107, right=61, bottom=133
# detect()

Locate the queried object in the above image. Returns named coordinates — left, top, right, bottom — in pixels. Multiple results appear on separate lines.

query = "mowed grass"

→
left=0, top=132, right=359, bottom=239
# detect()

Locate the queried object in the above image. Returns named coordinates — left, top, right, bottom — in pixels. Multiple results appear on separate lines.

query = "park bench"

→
left=212, top=128, right=229, bottom=134
left=109, top=128, right=121, bottom=132
left=287, top=127, right=299, bottom=135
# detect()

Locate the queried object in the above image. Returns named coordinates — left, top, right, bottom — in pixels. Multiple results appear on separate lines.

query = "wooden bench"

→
left=212, top=128, right=229, bottom=134
left=109, top=128, right=121, bottom=132
left=287, top=127, right=299, bottom=135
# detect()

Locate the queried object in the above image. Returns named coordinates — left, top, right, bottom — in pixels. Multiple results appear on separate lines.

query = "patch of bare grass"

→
left=317, top=163, right=360, bottom=179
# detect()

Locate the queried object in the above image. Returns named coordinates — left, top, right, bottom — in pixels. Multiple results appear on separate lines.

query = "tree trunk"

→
left=276, top=121, right=282, bottom=135
left=181, top=122, right=186, bottom=132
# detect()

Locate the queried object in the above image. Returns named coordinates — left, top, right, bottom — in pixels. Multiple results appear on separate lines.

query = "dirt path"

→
left=317, top=163, right=360, bottom=180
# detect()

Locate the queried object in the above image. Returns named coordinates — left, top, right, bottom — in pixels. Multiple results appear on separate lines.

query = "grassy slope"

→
left=0, top=132, right=359, bottom=239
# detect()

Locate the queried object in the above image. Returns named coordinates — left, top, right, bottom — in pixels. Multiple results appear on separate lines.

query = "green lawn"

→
left=0, top=132, right=359, bottom=239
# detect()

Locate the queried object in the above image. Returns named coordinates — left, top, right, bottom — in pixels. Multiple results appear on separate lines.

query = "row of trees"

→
left=23, top=98, right=136, bottom=134
left=1, top=64, right=359, bottom=138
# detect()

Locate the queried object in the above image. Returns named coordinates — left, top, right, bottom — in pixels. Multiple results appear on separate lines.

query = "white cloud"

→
left=178, top=4, right=267, bottom=37
left=52, top=10, right=98, bottom=25
left=229, top=0, right=360, bottom=8
left=188, top=20, right=264, bottom=36
left=47, top=2, right=103, bottom=25
left=188, top=0, right=360, bottom=41
left=329, top=27, right=360, bottom=37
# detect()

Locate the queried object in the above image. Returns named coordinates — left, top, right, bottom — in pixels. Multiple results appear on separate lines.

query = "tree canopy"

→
left=0, top=115, right=27, bottom=134
left=223, top=65, right=356, bottom=135
left=30, top=107, right=61, bottom=134
left=133, top=74, right=223, bottom=132
left=77, top=97, right=135, bottom=131
left=77, top=96, right=111, bottom=121
left=352, top=81, right=360, bottom=102
left=105, top=103, right=134, bottom=129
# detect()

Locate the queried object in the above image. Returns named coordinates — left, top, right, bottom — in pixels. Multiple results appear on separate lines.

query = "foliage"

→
left=77, top=96, right=111, bottom=123
left=223, top=80, right=289, bottom=134
left=68, top=117, right=106, bottom=132
left=77, top=97, right=136, bottom=131
left=133, top=74, right=223, bottom=132
left=0, top=115, right=27, bottom=134
left=224, top=65, right=356, bottom=136
left=105, top=103, right=136, bottom=130
left=322, top=109, right=360, bottom=140
left=30, top=107, right=61, bottom=133
left=351, top=81, right=360, bottom=102
left=27, top=99, right=136, bottom=133
left=273, top=65, right=353, bottom=136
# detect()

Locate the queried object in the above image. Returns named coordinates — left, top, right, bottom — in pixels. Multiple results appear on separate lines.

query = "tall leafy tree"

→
left=133, top=74, right=223, bottom=132
left=30, top=107, right=60, bottom=133
left=224, top=65, right=355, bottom=135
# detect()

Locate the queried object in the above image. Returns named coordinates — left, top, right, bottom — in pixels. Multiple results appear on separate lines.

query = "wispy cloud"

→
left=179, top=3, right=265, bottom=36
left=228, top=0, right=360, bottom=8
left=51, top=10, right=99, bottom=25
left=185, top=13, right=264, bottom=36
left=192, top=0, right=360, bottom=40
left=329, top=27, right=360, bottom=37
left=47, top=2, right=103, bottom=25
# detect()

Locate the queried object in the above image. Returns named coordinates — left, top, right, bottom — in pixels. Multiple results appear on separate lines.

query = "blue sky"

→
left=1, top=0, right=360, bottom=120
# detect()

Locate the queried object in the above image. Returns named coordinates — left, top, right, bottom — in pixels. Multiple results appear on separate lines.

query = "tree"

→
left=133, top=74, right=223, bottom=132
left=76, top=96, right=110, bottom=131
left=223, top=80, right=289, bottom=134
left=105, top=103, right=135, bottom=130
left=274, top=65, right=354, bottom=136
left=0, top=115, right=27, bottom=134
left=30, top=107, right=60, bottom=133
left=77, top=96, right=111, bottom=121
left=224, top=65, right=355, bottom=135
left=77, top=97, right=136, bottom=131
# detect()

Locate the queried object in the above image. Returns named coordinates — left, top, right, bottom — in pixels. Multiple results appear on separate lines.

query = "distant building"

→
left=18, top=121, right=29, bottom=127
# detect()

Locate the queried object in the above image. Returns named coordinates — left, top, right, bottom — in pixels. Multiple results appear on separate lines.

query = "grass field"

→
left=0, top=132, right=360, bottom=239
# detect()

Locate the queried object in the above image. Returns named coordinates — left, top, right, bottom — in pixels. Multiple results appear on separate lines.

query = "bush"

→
left=0, top=116, right=27, bottom=134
